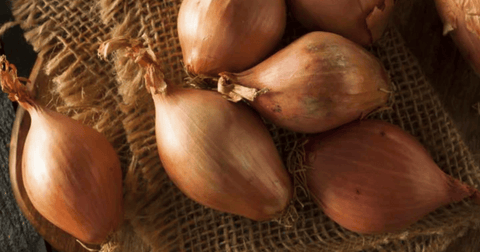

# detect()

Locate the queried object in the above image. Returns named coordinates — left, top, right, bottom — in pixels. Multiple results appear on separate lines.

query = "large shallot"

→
left=99, top=39, right=292, bottom=221
left=305, top=120, right=480, bottom=234
left=177, top=0, right=286, bottom=76
left=0, top=56, right=124, bottom=244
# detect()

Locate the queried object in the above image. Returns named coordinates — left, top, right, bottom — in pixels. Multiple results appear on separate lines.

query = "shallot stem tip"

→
left=98, top=37, right=169, bottom=94
left=217, top=75, right=266, bottom=102
left=0, top=55, right=37, bottom=110
left=98, top=37, right=159, bottom=69
left=144, top=66, right=167, bottom=94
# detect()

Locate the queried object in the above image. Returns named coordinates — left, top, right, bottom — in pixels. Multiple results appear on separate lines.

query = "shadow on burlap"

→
left=6, top=0, right=480, bottom=251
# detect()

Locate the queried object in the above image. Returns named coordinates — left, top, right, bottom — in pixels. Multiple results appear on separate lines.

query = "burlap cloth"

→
left=6, top=0, right=480, bottom=251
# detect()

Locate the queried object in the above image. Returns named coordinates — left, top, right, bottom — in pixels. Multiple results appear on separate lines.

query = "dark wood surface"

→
left=8, top=57, right=88, bottom=252
left=394, top=1, right=480, bottom=251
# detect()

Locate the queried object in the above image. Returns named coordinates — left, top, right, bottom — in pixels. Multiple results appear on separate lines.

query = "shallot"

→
left=288, top=0, right=395, bottom=45
left=218, top=32, right=391, bottom=133
left=177, top=0, right=287, bottom=76
left=0, top=56, right=124, bottom=244
left=434, top=0, right=480, bottom=76
left=305, top=120, right=480, bottom=234
left=98, top=39, right=292, bottom=221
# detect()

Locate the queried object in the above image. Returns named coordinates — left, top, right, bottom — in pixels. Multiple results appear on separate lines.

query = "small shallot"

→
left=305, top=120, right=480, bottom=234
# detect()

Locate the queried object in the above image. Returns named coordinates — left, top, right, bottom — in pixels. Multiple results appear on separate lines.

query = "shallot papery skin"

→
left=152, top=85, right=292, bottom=221
left=435, top=0, right=480, bottom=76
left=305, top=120, right=480, bottom=234
left=288, top=0, right=395, bottom=45
left=219, top=32, right=391, bottom=133
left=178, top=0, right=287, bottom=75
left=97, top=39, right=293, bottom=221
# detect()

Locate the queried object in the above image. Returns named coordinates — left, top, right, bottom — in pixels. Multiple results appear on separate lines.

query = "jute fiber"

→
left=6, top=0, right=480, bottom=251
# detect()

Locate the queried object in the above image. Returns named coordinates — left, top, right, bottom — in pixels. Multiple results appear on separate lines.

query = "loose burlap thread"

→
left=7, top=0, right=480, bottom=251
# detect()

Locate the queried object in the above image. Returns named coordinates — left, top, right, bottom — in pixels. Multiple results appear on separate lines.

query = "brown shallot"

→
left=305, top=120, right=480, bottom=234
left=218, top=32, right=392, bottom=133
left=288, top=0, right=395, bottom=46
left=98, top=39, right=292, bottom=221
left=177, top=0, right=287, bottom=76
left=434, top=0, right=480, bottom=76
left=0, top=56, right=124, bottom=244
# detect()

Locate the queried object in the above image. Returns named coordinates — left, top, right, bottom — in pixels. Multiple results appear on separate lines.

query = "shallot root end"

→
left=183, top=65, right=217, bottom=89
left=274, top=202, right=298, bottom=228
left=286, top=138, right=310, bottom=204
left=364, top=85, right=395, bottom=119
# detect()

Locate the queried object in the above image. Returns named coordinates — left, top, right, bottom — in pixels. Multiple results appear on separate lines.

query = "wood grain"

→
left=8, top=57, right=92, bottom=252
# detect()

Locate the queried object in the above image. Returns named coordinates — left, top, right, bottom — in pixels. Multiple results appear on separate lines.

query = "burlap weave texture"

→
left=7, top=0, right=480, bottom=251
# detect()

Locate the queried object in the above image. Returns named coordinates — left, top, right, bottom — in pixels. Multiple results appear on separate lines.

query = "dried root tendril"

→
left=217, top=73, right=268, bottom=102
left=274, top=202, right=299, bottom=228
left=76, top=239, right=100, bottom=252
left=0, top=55, right=36, bottom=110
left=183, top=65, right=217, bottom=90
left=98, top=37, right=167, bottom=94
left=272, top=136, right=310, bottom=228
left=366, top=78, right=397, bottom=119
left=286, top=138, right=310, bottom=202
